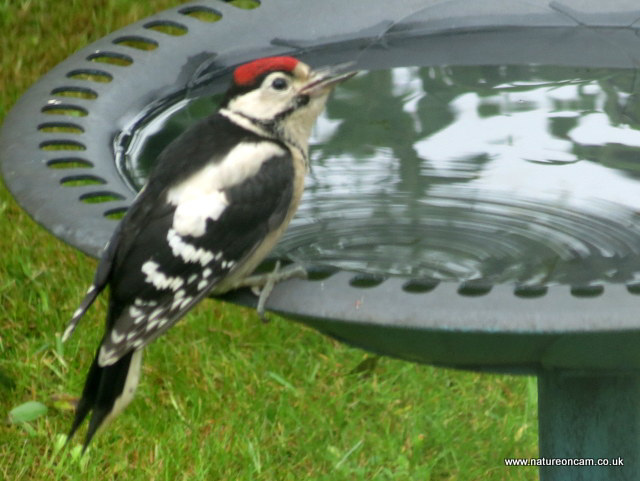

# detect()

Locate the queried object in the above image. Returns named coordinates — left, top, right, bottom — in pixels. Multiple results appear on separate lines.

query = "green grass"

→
left=0, top=1, right=538, bottom=479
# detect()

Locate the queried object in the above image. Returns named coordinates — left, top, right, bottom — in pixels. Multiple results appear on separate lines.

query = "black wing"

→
left=100, top=128, right=295, bottom=365
left=63, top=113, right=289, bottom=343
left=67, top=113, right=296, bottom=447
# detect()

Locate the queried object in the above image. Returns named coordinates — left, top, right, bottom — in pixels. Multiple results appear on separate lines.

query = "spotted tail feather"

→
left=62, top=284, right=101, bottom=342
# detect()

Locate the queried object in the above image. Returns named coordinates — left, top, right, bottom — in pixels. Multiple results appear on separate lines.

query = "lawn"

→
left=0, top=1, right=538, bottom=479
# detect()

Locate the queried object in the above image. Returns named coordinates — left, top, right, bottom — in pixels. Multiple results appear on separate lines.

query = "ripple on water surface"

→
left=121, top=64, right=640, bottom=286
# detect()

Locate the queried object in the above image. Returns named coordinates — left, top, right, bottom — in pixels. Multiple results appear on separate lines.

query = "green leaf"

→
left=8, top=401, right=48, bottom=424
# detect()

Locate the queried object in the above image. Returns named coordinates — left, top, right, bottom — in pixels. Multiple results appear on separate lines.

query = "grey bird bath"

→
left=3, top=1, right=640, bottom=479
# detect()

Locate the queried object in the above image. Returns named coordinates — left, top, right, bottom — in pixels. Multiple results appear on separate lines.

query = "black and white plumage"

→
left=62, top=56, right=356, bottom=449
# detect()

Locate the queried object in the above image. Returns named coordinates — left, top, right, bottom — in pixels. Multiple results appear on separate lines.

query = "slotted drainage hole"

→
left=66, top=69, right=113, bottom=83
left=225, top=0, right=261, bottom=9
left=41, top=104, right=88, bottom=117
left=47, top=158, right=93, bottom=169
left=51, top=86, right=98, bottom=100
left=38, top=122, right=84, bottom=134
left=349, top=274, right=386, bottom=288
left=104, top=207, right=128, bottom=220
left=144, top=20, right=188, bottom=36
left=87, top=52, right=134, bottom=67
left=113, top=35, right=159, bottom=51
left=179, top=6, right=222, bottom=22
left=402, top=279, right=439, bottom=294
left=458, top=282, right=492, bottom=297
left=306, top=265, right=339, bottom=281
left=60, top=175, right=106, bottom=187
left=513, top=285, right=548, bottom=298
left=39, top=140, right=86, bottom=151
left=570, top=285, right=604, bottom=297
left=80, top=191, right=125, bottom=204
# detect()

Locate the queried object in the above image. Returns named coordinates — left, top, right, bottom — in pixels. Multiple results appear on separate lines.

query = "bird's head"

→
left=221, top=56, right=356, bottom=150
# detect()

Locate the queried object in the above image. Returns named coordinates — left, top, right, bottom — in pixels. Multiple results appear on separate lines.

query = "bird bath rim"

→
left=3, top=0, right=640, bottom=372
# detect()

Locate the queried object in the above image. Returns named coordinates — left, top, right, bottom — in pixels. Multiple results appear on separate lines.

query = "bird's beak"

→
left=300, top=65, right=358, bottom=96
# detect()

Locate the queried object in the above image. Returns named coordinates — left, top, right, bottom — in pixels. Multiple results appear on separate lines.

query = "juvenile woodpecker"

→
left=62, top=56, right=355, bottom=449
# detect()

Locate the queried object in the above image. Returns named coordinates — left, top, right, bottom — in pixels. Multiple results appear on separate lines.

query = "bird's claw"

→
left=239, top=261, right=307, bottom=322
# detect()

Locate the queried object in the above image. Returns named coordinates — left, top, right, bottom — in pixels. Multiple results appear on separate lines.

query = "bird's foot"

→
left=236, top=261, right=307, bottom=322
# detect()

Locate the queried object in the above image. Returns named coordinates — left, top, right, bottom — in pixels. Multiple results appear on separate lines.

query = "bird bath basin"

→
left=2, top=1, right=640, bottom=479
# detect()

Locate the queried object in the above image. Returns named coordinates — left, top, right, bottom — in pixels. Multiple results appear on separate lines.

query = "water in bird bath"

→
left=120, top=64, right=640, bottom=287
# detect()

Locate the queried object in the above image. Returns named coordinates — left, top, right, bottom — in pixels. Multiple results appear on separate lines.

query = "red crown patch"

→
left=233, top=56, right=299, bottom=86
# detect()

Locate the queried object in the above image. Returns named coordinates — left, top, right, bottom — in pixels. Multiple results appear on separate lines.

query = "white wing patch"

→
left=172, top=190, right=228, bottom=237
left=166, top=141, right=286, bottom=237
left=141, top=260, right=184, bottom=291
left=167, top=228, right=216, bottom=265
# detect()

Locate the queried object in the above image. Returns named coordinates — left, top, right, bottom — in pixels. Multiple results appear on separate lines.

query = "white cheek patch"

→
left=166, top=142, right=285, bottom=237
left=227, top=87, right=287, bottom=121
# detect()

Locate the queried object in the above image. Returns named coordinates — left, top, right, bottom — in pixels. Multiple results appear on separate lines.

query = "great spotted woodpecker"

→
left=62, top=56, right=355, bottom=449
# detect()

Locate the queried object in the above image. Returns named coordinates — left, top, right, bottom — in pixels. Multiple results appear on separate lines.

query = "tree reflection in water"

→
left=128, top=65, right=640, bottom=286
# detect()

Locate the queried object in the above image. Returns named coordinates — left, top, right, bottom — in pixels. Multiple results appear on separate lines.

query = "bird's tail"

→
left=62, top=284, right=102, bottom=342
left=67, top=347, right=143, bottom=451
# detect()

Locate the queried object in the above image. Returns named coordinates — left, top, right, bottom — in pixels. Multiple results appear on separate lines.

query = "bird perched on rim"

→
left=62, top=56, right=356, bottom=449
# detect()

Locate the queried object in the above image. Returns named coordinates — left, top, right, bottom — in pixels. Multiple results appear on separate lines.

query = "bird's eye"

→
left=271, top=77, right=288, bottom=91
